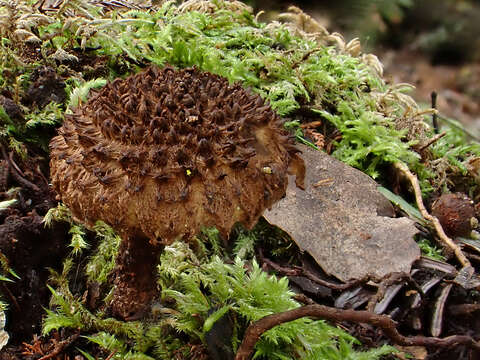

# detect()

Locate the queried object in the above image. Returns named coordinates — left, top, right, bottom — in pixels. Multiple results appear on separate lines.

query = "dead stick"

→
left=105, top=350, right=118, bottom=360
left=259, top=251, right=369, bottom=290
left=300, top=121, right=322, bottom=129
left=431, top=91, right=439, bottom=134
left=1, top=283, right=21, bottom=312
left=8, top=152, right=25, bottom=176
left=38, top=333, right=80, bottom=360
left=1, top=145, right=40, bottom=192
left=418, top=132, right=446, bottom=152
left=302, top=267, right=369, bottom=290
left=393, top=162, right=471, bottom=267
left=234, top=304, right=480, bottom=360
left=257, top=249, right=300, bottom=276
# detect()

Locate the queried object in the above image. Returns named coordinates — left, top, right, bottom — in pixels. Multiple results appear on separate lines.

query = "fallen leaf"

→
left=265, top=145, right=420, bottom=281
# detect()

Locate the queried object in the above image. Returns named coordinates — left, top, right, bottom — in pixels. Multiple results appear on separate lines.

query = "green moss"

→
left=85, top=221, right=121, bottom=285
left=417, top=238, right=446, bottom=261
left=43, top=223, right=396, bottom=359
left=2, top=0, right=480, bottom=194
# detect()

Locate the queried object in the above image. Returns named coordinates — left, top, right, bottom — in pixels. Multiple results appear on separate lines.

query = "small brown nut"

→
left=431, top=193, right=476, bottom=238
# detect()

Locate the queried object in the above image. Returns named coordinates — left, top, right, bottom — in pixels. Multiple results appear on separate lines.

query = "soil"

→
left=0, top=145, right=69, bottom=343
left=0, top=212, right=69, bottom=342
left=23, top=66, right=66, bottom=108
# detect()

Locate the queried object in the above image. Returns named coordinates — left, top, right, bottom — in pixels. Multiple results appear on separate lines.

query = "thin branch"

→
left=8, top=152, right=24, bottom=176
left=300, top=120, right=322, bottom=129
left=1, top=144, right=40, bottom=192
left=234, top=304, right=480, bottom=360
left=259, top=250, right=369, bottom=291
left=1, top=283, right=21, bottom=312
left=301, top=266, right=369, bottom=290
left=393, top=162, right=471, bottom=267
left=105, top=350, right=118, bottom=360
left=418, top=132, right=446, bottom=152
left=257, top=249, right=300, bottom=276
left=366, top=272, right=417, bottom=313
left=38, top=333, right=80, bottom=360
left=291, top=48, right=321, bottom=69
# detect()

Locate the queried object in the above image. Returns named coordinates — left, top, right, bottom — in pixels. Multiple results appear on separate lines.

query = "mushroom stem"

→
left=111, top=235, right=163, bottom=320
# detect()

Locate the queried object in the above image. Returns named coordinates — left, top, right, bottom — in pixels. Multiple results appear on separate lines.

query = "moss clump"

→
left=43, top=219, right=396, bottom=359
left=2, top=0, right=480, bottom=194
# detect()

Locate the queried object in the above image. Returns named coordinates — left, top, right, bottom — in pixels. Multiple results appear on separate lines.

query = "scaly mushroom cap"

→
left=50, top=66, right=304, bottom=243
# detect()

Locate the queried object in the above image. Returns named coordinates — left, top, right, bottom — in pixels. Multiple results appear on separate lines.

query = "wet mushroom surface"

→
left=49, top=65, right=305, bottom=319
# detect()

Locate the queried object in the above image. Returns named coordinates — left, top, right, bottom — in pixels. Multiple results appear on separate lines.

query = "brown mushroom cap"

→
left=50, top=65, right=304, bottom=244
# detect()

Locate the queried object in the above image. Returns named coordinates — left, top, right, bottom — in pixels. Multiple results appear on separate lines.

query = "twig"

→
left=257, top=249, right=300, bottom=276
left=38, top=333, right=80, bottom=360
left=367, top=272, right=413, bottom=313
left=418, top=132, right=446, bottom=152
left=1, top=144, right=40, bottom=192
left=105, top=349, right=118, bottom=360
left=262, top=257, right=299, bottom=276
left=7, top=162, right=41, bottom=192
left=259, top=250, right=369, bottom=291
left=301, top=267, right=369, bottom=291
left=431, top=91, right=438, bottom=134
left=8, top=152, right=24, bottom=176
left=291, top=48, right=321, bottom=69
left=1, top=283, right=21, bottom=312
left=35, top=164, right=50, bottom=188
left=234, top=304, right=480, bottom=360
left=393, top=162, right=471, bottom=267
left=293, top=293, right=315, bottom=305
left=300, top=121, right=322, bottom=129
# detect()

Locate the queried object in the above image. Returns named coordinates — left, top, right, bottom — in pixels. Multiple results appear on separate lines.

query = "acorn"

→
left=49, top=65, right=305, bottom=319
left=431, top=193, right=476, bottom=238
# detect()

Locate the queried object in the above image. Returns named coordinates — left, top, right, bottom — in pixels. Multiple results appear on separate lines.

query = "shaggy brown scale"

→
left=49, top=65, right=305, bottom=318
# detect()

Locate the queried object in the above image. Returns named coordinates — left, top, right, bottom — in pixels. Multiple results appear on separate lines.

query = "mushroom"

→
left=49, top=65, right=305, bottom=319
